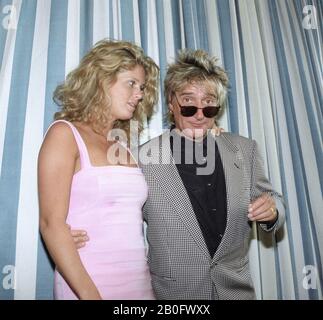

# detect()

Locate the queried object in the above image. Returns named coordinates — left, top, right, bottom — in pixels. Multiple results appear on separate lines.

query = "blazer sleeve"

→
left=250, top=140, right=286, bottom=233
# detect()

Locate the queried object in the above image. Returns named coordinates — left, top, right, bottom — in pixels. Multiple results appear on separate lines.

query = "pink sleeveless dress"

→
left=51, top=120, right=154, bottom=299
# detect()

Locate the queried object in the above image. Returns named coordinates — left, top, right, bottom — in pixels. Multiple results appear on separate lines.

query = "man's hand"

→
left=248, top=193, right=277, bottom=222
left=67, top=224, right=89, bottom=249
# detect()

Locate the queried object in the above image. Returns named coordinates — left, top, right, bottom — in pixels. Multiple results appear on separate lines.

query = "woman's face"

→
left=108, top=65, right=146, bottom=122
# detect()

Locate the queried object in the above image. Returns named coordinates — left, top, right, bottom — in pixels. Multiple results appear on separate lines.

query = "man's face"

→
left=169, top=81, right=218, bottom=139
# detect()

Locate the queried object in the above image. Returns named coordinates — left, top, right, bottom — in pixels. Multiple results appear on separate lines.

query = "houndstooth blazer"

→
left=136, top=131, right=285, bottom=300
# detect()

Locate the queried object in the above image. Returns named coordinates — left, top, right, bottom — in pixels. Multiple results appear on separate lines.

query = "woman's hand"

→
left=210, top=125, right=224, bottom=136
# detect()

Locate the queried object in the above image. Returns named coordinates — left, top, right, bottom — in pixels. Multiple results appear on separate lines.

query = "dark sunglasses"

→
left=174, top=94, right=220, bottom=118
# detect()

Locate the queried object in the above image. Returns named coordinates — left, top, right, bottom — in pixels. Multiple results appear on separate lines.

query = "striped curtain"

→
left=0, top=0, right=321, bottom=300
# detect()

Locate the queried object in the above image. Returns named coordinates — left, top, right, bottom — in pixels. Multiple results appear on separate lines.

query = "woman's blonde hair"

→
left=54, top=39, right=159, bottom=137
left=164, top=49, right=228, bottom=124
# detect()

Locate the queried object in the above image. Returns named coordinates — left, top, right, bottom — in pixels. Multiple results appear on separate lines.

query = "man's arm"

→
left=247, top=140, right=285, bottom=232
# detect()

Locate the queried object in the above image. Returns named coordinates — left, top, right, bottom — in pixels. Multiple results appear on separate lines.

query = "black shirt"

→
left=170, top=129, right=227, bottom=257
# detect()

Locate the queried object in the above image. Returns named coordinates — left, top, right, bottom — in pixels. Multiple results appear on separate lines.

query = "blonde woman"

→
left=38, top=40, right=159, bottom=300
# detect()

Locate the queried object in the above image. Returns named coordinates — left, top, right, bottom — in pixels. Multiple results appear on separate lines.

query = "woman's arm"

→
left=38, top=122, right=101, bottom=300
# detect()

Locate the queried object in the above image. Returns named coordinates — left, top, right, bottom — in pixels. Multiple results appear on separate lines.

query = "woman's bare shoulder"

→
left=40, top=121, right=78, bottom=156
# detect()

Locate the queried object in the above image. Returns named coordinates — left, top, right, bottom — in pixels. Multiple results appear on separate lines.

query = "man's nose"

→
left=195, top=107, right=204, bottom=120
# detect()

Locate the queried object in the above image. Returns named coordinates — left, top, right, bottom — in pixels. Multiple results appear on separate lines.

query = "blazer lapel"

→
left=149, top=131, right=210, bottom=259
left=212, top=134, right=245, bottom=261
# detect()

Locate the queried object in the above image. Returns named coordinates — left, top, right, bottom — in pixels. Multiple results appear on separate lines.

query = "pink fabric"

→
left=49, top=120, right=154, bottom=300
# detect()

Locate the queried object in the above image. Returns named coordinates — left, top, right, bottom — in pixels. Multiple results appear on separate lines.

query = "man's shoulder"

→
left=221, top=132, right=253, bottom=143
left=220, top=132, right=255, bottom=149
